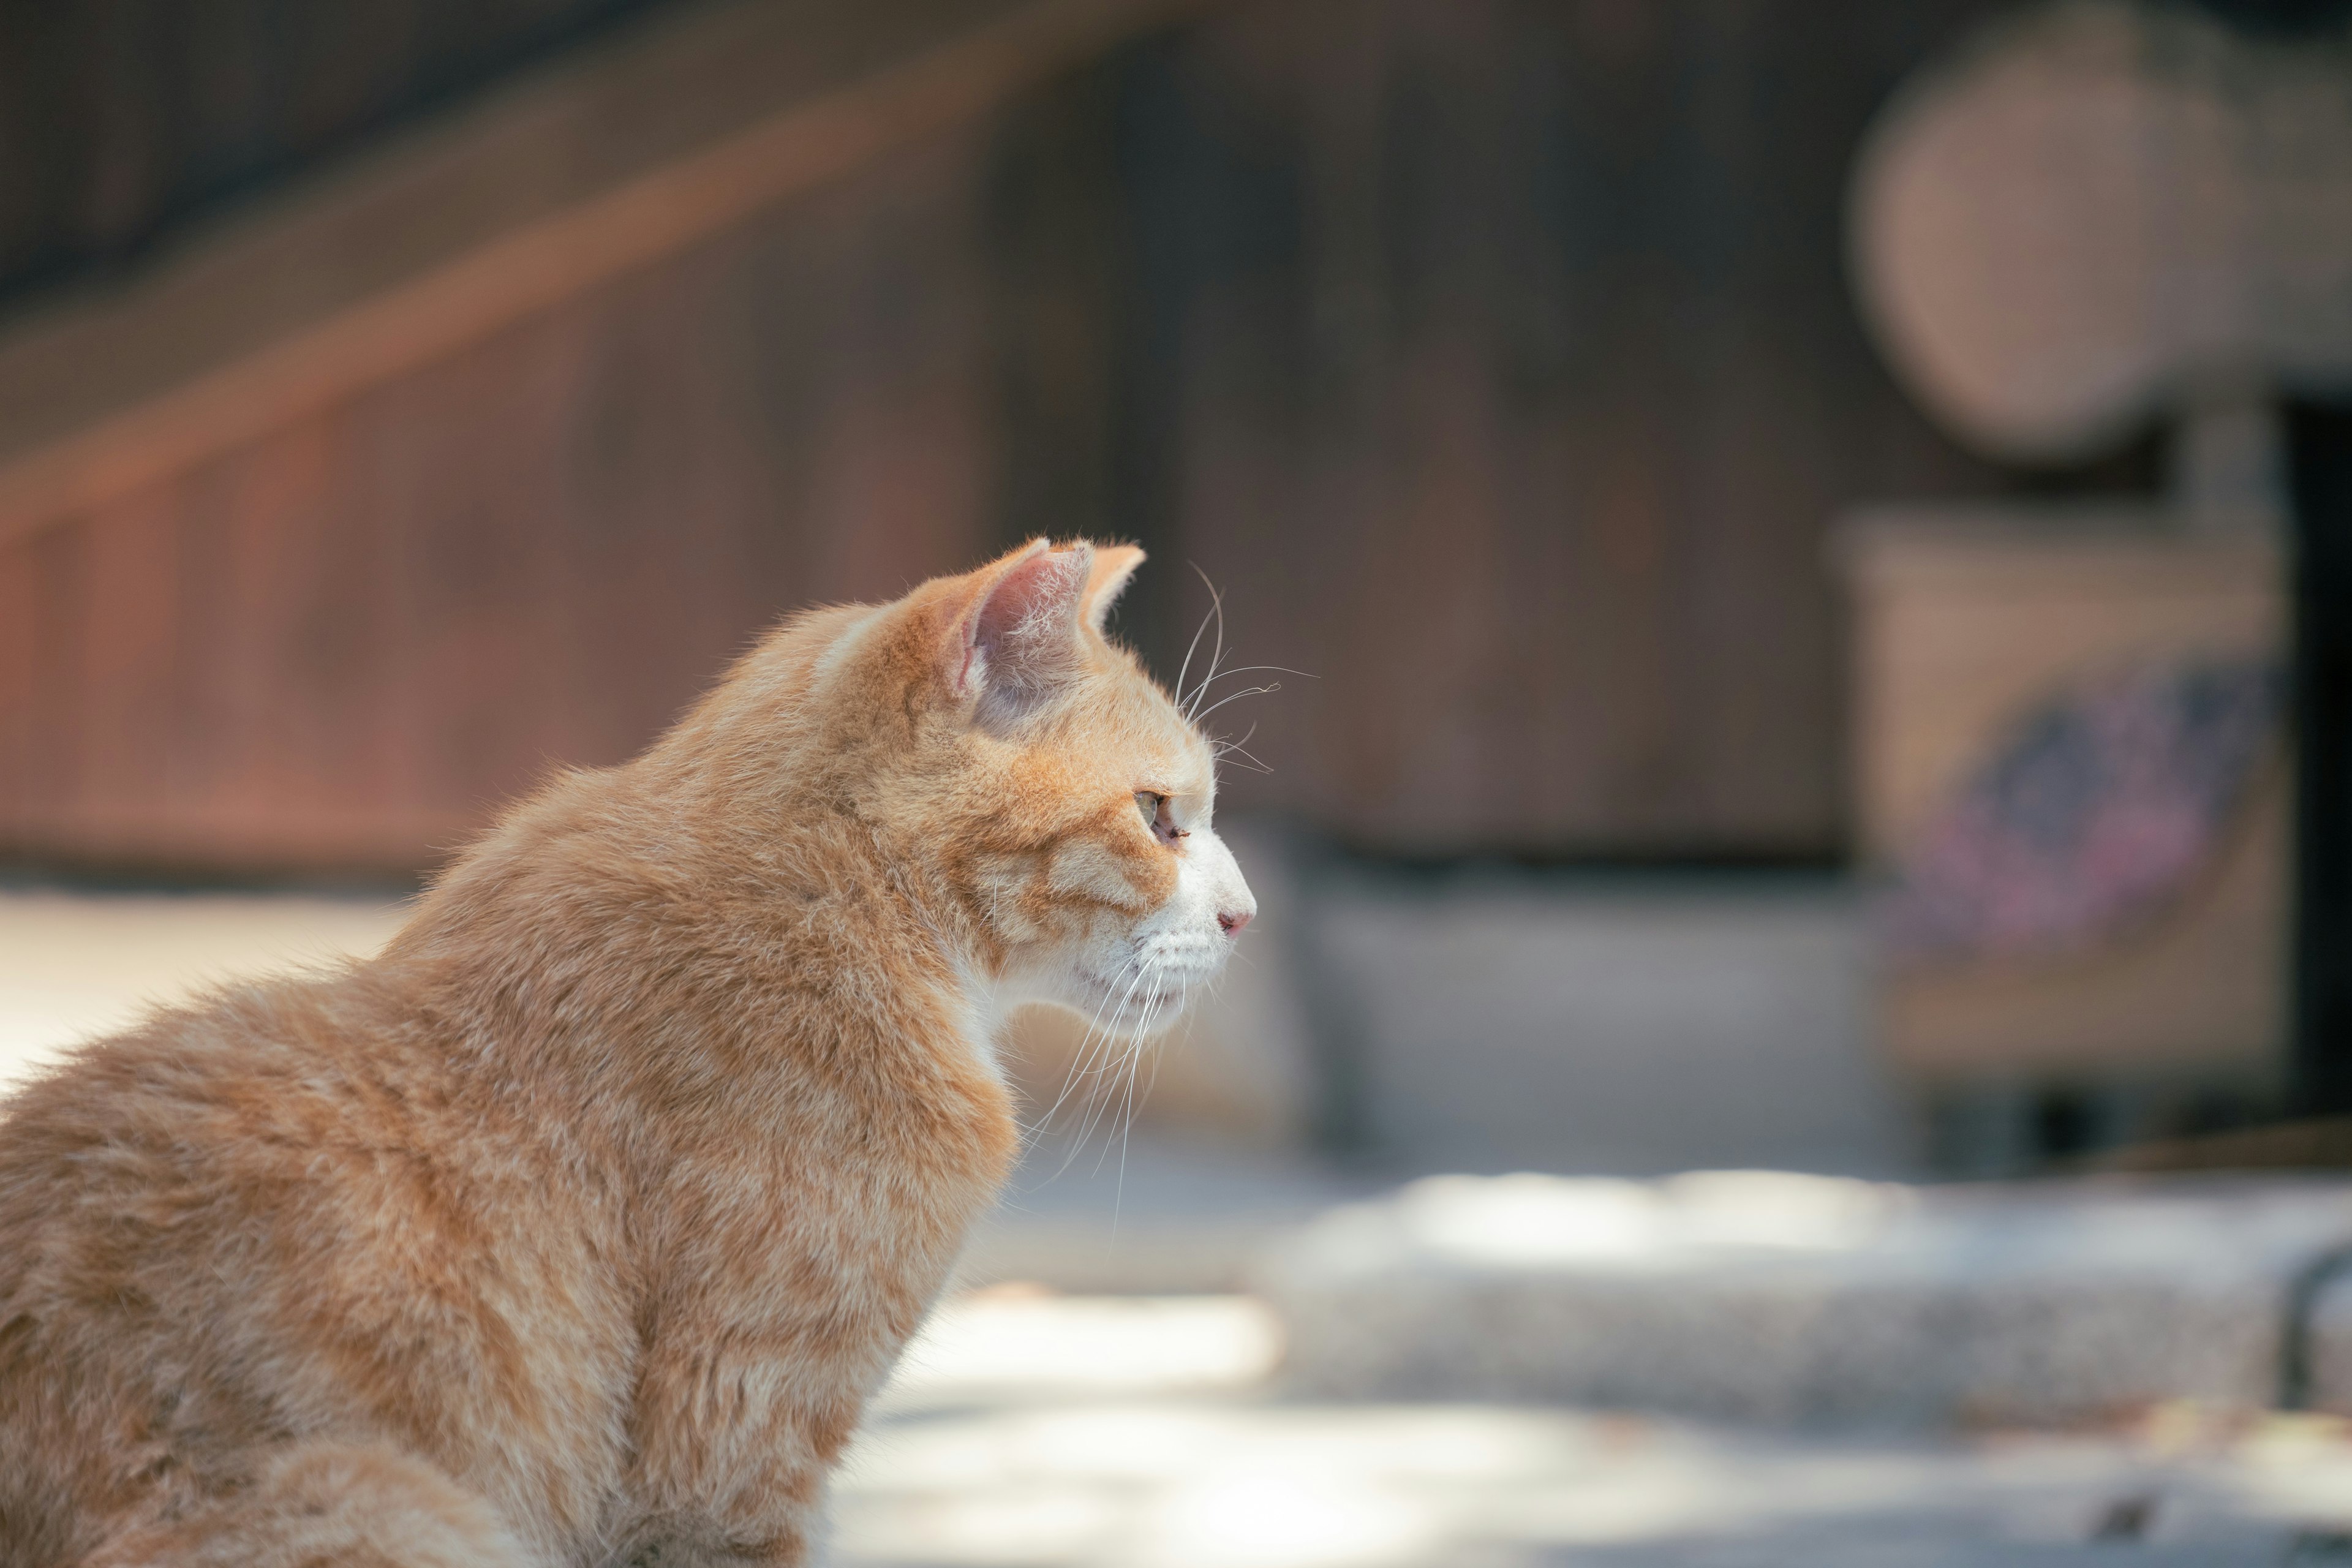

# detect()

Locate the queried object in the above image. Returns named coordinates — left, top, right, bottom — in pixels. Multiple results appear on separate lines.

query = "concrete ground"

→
left=850, top=1292, right=2352, bottom=1568
left=0, top=885, right=410, bottom=1090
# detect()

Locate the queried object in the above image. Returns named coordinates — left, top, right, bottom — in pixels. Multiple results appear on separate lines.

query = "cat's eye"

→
left=1136, top=791, right=1186, bottom=846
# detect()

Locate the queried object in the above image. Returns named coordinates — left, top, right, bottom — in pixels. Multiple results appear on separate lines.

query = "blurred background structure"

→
left=4, top=0, right=2352, bottom=1561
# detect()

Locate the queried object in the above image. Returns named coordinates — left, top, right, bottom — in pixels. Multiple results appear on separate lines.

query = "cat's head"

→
left=861, top=540, right=1256, bottom=1038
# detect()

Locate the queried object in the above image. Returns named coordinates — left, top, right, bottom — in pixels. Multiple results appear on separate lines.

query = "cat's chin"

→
left=1064, top=969, right=1201, bottom=1038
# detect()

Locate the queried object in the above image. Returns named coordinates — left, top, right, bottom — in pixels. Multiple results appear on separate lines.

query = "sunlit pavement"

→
left=843, top=1294, right=2352, bottom=1568
left=0, top=887, right=408, bottom=1090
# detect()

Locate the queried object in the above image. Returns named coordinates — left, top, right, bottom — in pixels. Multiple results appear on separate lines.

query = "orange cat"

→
left=0, top=541, right=1254, bottom=1567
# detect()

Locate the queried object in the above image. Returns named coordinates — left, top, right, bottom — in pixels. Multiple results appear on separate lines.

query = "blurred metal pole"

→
left=2291, top=400, right=2352, bottom=1114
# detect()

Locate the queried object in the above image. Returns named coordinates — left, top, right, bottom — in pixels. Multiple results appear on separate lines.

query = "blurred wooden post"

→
left=2292, top=402, right=2352, bottom=1114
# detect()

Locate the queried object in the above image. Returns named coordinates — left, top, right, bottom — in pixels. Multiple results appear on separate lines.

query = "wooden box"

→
left=1837, top=507, right=2287, bottom=1085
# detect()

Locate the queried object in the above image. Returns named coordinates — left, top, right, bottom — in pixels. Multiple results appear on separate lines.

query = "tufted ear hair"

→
left=944, top=540, right=1094, bottom=710
left=1082, top=545, right=1145, bottom=635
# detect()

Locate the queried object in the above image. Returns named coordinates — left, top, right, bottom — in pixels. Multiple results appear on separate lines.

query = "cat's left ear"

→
left=944, top=540, right=1093, bottom=709
left=1082, top=545, right=1145, bottom=635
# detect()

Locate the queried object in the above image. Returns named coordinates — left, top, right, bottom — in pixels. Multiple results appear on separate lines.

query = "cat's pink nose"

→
left=1218, top=910, right=1252, bottom=937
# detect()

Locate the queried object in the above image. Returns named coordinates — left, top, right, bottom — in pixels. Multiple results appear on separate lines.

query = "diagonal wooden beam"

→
left=0, top=0, right=1216, bottom=549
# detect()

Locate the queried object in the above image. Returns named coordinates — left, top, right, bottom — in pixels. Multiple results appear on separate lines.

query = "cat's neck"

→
left=386, top=760, right=995, bottom=1100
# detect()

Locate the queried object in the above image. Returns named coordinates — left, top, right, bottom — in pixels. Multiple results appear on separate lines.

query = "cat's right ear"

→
left=941, top=540, right=1094, bottom=711
left=1082, top=545, right=1145, bottom=635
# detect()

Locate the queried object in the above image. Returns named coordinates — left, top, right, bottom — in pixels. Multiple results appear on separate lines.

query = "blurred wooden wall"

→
left=0, top=0, right=672, bottom=303
left=0, top=131, right=995, bottom=870
left=1003, top=0, right=2049, bottom=856
left=0, top=0, right=2071, bottom=875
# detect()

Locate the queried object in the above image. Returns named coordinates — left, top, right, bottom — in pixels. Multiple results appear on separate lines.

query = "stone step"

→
left=1254, top=1172, right=2352, bottom=1428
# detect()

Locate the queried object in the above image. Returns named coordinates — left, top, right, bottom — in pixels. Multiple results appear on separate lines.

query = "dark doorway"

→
left=2292, top=400, right=2352, bottom=1112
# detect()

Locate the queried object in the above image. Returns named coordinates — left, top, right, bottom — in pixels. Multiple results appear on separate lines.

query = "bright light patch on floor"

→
left=1135, top=1473, right=1439, bottom=1568
left=0, top=892, right=407, bottom=1090
left=839, top=1295, right=2352, bottom=1567
left=878, top=1292, right=1282, bottom=1409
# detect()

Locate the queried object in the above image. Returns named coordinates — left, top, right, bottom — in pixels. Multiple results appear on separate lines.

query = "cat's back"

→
left=0, top=966, right=634, bottom=1564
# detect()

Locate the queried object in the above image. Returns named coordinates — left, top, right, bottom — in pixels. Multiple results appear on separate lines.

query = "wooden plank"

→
left=0, top=543, right=42, bottom=843
left=22, top=525, right=87, bottom=824
left=0, top=0, right=2068, bottom=868
left=0, top=1, right=686, bottom=307
left=1093, top=0, right=2025, bottom=856
left=0, top=0, right=1224, bottom=552
left=65, top=488, right=183, bottom=832
left=360, top=324, right=573, bottom=834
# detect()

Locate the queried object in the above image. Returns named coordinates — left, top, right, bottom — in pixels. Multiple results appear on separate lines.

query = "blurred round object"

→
left=1849, top=0, right=2352, bottom=463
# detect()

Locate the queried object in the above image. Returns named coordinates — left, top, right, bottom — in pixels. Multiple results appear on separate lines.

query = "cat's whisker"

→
left=1109, top=1009, right=1164, bottom=1223
left=1097, top=977, right=1166, bottom=1186
left=1187, top=571, right=1226, bottom=714
left=1194, top=663, right=1316, bottom=687
left=1199, top=611, right=1230, bottom=717
left=1172, top=569, right=1223, bottom=720
left=1055, top=960, right=1155, bottom=1175
left=1191, top=683, right=1279, bottom=724
left=1043, top=975, right=1136, bottom=1130
left=1087, top=959, right=1175, bottom=1171
left=1099, top=1036, right=1144, bottom=1188
left=1063, top=970, right=1134, bottom=1085
left=1112, top=967, right=1192, bottom=1201
left=1027, top=954, right=1140, bottom=1147
left=1210, top=721, right=1275, bottom=774
left=1071, top=1027, right=1144, bottom=1160
left=1182, top=567, right=1227, bottom=722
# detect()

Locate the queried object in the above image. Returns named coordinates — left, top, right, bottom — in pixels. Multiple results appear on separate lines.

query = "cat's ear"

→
left=944, top=540, right=1093, bottom=707
left=1082, top=545, right=1145, bottom=635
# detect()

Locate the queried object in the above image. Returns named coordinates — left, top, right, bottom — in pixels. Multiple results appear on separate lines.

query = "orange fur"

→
left=0, top=542, right=1254, bottom=1567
